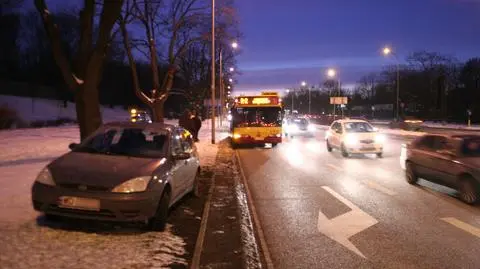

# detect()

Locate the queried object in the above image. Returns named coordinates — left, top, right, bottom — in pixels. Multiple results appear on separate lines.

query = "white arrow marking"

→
left=318, top=186, right=378, bottom=259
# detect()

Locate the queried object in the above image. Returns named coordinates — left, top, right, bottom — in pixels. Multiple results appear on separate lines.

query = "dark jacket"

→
left=193, top=116, right=202, bottom=131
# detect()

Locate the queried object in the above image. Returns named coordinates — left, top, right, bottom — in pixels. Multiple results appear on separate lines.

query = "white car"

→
left=325, top=119, right=385, bottom=158
left=283, top=118, right=316, bottom=137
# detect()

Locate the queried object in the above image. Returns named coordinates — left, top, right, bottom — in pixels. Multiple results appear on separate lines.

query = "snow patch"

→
left=234, top=180, right=262, bottom=269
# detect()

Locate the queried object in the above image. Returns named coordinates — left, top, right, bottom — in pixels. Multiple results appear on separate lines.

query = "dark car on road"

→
left=401, top=134, right=480, bottom=204
left=32, top=122, right=200, bottom=231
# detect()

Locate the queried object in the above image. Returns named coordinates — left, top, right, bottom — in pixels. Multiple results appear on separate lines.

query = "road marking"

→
left=363, top=180, right=397, bottom=196
left=190, top=171, right=216, bottom=269
left=318, top=186, right=378, bottom=259
left=326, top=163, right=342, bottom=171
left=441, top=217, right=480, bottom=238
left=236, top=150, right=274, bottom=269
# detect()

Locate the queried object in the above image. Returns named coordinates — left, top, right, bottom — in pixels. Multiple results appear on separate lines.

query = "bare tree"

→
left=119, top=0, right=209, bottom=122
left=357, top=73, right=377, bottom=101
left=34, top=0, right=124, bottom=140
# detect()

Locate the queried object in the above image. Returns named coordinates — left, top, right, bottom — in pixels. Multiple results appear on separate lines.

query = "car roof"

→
left=335, top=119, right=369, bottom=124
left=103, top=121, right=176, bottom=130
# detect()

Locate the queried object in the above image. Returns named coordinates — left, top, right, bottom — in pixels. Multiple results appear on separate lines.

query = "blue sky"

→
left=234, top=0, right=480, bottom=94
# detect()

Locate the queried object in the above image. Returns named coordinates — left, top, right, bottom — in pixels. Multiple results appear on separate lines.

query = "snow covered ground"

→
left=0, top=119, right=229, bottom=269
left=0, top=95, right=129, bottom=124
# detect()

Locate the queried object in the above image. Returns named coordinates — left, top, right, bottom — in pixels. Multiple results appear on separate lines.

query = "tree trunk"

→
left=75, top=76, right=102, bottom=140
left=150, top=100, right=165, bottom=123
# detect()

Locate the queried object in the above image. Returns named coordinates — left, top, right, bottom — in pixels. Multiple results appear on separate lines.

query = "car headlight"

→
left=344, top=134, right=358, bottom=146
left=375, top=134, right=386, bottom=144
left=35, top=167, right=55, bottom=186
left=112, top=176, right=151, bottom=193
left=288, top=125, right=299, bottom=132
left=233, top=133, right=241, bottom=139
left=308, top=124, right=316, bottom=131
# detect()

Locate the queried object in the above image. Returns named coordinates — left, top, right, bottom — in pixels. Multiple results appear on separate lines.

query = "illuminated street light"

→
left=327, top=68, right=336, bottom=78
left=229, top=78, right=233, bottom=82
left=231, top=42, right=238, bottom=49
left=227, top=85, right=231, bottom=89
left=381, top=46, right=400, bottom=120
left=301, top=81, right=307, bottom=87
left=383, top=47, right=391, bottom=55
left=229, top=67, right=235, bottom=72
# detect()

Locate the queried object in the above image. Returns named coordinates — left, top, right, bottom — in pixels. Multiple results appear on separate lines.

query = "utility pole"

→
left=210, top=0, right=215, bottom=144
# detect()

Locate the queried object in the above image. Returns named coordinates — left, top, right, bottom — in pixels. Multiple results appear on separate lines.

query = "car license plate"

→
left=58, top=196, right=100, bottom=211
left=362, top=147, right=375, bottom=151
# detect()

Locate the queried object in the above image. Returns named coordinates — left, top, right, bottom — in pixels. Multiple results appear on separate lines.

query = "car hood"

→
left=48, top=152, right=163, bottom=189
left=344, top=132, right=379, bottom=140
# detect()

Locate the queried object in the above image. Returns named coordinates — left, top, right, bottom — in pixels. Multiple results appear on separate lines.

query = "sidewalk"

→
left=191, top=139, right=263, bottom=269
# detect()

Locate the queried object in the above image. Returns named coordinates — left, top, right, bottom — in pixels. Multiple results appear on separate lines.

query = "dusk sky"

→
left=234, top=0, right=480, bottom=94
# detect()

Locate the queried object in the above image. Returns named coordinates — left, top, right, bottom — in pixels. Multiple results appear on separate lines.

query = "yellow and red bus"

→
left=230, top=92, right=283, bottom=147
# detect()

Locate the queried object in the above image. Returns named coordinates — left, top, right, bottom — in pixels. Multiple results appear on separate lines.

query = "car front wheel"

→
left=406, top=162, right=418, bottom=184
left=191, top=171, right=200, bottom=198
left=341, top=144, right=349, bottom=158
left=148, top=190, right=171, bottom=231
left=459, top=176, right=479, bottom=205
left=326, top=140, right=332, bottom=152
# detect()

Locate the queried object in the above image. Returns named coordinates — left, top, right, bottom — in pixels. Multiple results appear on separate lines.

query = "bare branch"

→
left=34, top=0, right=78, bottom=91
left=119, top=15, right=152, bottom=105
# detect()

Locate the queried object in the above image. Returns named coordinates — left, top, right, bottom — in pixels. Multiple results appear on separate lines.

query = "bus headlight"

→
left=344, top=134, right=358, bottom=146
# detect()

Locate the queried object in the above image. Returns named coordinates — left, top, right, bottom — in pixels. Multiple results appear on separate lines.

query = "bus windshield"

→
left=232, top=107, right=282, bottom=127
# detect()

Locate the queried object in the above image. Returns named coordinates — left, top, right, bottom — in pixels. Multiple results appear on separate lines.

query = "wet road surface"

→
left=237, top=130, right=480, bottom=269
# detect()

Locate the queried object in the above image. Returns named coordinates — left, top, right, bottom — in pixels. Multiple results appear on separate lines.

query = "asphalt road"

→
left=237, top=130, right=480, bottom=269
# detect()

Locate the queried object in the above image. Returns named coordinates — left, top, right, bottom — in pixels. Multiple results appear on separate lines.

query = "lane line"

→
left=190, top=172, right=216, bottom=269
left=441, top=217, right=480, bottom=238
left=326, top=163, right=343, bottom=171
left=363, top=180, right=397, bottom=196
left=236, top=150, right=275, bottom=269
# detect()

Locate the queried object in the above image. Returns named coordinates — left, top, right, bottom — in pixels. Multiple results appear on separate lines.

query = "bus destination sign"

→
left=237, top=96, right=280, bottom=106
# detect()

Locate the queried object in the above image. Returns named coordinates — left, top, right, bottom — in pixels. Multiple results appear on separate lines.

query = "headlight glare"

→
left=35, top=167, right=55, bottom=186
left=308, top=124, right=316, bottom=131
left=112, top=176, right=151, bottom=193
left=344, top=134, right=358, bottom=146
left=288, top=125, right=299, bottom=132
left=375, top=134, right=386, bottom=144
left=233, top=133, right=241, bottom=139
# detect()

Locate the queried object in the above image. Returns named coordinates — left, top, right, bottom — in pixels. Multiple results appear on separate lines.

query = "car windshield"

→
left=344, top=122, right=375, bottom=133
left=291, top=118, right=308, bottom=126
left=232, top=107, right=282, bottom=127
left=74, top=127, right=167, bottom=158
left=461, top=138, right=480, bottom=157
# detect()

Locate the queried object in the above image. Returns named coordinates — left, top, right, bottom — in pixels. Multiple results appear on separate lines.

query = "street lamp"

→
left=382, top=46, right=400, bottom=121
left=286, top=89, right=294, bottom=112
left=229, top=78, right=233, bottom=83
left=218, top=42, right=239, bottom=128
left=227, top=85, right=231, bottom=89
left=229, top=67, right=235, bottom=72
left=301, top=81, right=311, bottom=114
left=326, top=68, right=341, bottom=119
left=210, top=0, right=216, bottom=144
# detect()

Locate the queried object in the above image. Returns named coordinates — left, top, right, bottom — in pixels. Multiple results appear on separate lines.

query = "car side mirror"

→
left=69, top=143, right=79, bottom=150
left=173, top=152, right=191, bottom=160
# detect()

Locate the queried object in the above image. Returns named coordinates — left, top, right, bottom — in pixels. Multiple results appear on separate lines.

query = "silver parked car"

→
left=32, top=122, right=200, bottom=231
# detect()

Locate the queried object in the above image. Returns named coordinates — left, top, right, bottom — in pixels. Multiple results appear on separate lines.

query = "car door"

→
left=332, top=122, right=343, bottom=148
left=409, top=135, right=437, bottom=179
left=169, top=129, right=188, bottom=202
left=179, top=128, right=199, bottom=192
left=427, top=137, right=461, bottom=188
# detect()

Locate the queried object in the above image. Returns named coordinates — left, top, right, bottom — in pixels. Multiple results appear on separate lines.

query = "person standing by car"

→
left=179, top=109, right=192, bottom=130
left=191, top=110, right=202, bottom=142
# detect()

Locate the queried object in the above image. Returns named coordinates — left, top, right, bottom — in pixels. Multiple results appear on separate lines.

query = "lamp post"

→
left=327, top=68, right=340, bottom=120
left=219, top=42, right=238, bottom=127
left=301, top=81, right=310, bottom=114
left=383, top=46, right=400, bottom=121
left=286, top=89, right=293, bottom=112
left=210, top=0, right=215, bottom=144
